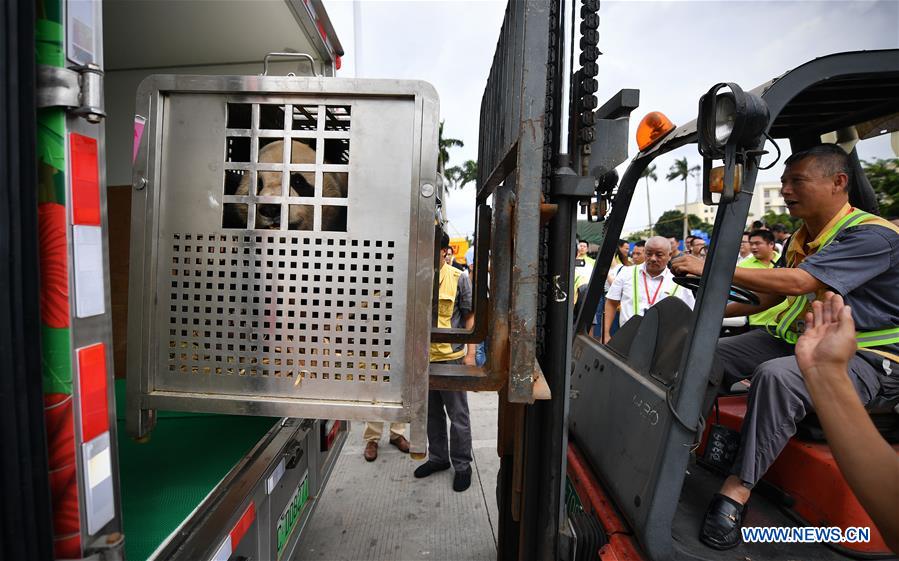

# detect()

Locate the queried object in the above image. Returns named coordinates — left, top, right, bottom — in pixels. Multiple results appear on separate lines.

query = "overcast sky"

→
left=323, top=0, right=899, bottom=237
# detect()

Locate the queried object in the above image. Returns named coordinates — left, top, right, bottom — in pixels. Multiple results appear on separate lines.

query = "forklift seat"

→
left=796, top=393, right=899, bottom=443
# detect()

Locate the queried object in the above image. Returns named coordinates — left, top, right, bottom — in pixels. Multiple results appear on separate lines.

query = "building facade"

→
left=674, top=181, right=786, bottom=230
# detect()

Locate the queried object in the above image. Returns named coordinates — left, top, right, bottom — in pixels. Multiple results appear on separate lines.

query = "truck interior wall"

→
left=108, top=185, right=130, bottom=377
left=104, top=61, right=312, bottom=187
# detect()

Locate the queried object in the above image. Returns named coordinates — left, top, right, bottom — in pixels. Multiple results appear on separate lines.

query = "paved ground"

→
left=294, top=392, right=500, bottom=561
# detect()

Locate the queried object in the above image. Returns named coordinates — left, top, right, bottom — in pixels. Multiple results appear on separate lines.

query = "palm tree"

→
left=641, top=164, right=657, bottom=235
left=445, top=160, right=478, bottom=190
left=438, top=120, right=464, bottom=174
left=667, top=157, right=700, bottom=242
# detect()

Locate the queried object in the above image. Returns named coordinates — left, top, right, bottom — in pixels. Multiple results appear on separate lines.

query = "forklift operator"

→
left=671, top=144, right=899, bottom=550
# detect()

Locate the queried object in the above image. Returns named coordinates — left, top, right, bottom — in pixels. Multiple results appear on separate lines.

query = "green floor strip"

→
left=115, top=381, right=276, bottom=560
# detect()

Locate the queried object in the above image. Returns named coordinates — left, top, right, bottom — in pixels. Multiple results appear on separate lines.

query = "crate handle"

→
left=262, top=52, right=319, bottom=77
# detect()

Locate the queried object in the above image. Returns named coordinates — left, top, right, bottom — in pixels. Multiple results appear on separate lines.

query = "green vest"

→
left=770, top=209, right=899, bottom=359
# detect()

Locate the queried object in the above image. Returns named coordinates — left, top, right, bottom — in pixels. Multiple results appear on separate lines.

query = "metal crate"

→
left=127, top=75, right=439, bottom=453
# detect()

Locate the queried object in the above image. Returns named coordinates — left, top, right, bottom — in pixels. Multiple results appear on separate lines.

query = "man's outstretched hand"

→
left=669, top=254, right=703, bottom=277
left=795, top=292, right=857, bottom=379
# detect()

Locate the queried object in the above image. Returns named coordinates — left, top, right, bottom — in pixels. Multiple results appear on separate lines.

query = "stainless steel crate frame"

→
left=127, top=75, right=439, bottom=454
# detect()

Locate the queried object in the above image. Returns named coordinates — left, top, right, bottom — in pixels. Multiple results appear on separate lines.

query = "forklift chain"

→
left=537, top=0, right=562, bottom=358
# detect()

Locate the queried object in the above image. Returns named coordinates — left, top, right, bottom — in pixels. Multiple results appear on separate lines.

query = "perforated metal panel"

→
left=127, top=75, right=439, bottom=453
left=165, top=233, right=399, bottom=394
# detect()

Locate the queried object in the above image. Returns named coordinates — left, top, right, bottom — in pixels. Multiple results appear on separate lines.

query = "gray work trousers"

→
left=716, top=330, right=891, bottom=486
left=427, top=359, right=472, bottom=472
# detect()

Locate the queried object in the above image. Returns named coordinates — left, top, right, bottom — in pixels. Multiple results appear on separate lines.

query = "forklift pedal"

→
left=701, top=424, right=740, bottom=473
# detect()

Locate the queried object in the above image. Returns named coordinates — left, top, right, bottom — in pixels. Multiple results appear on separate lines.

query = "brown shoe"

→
left=389, top=435, right=410, bottom=453
left=364, top=441, right=378, bottom=462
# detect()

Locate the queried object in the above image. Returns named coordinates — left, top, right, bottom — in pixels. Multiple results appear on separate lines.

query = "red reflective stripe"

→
left=70, top=134, right=101, bottom=225
left=326, top=419, right=341, bottom=449
left=229, top=502, right=256, bottom=548
left=76, top=343, right=108, bottom=442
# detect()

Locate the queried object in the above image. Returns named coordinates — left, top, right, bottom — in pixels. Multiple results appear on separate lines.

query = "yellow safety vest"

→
left=430, top=264, right=465, bottom=362
left=770, top=208, right=899, bottom=361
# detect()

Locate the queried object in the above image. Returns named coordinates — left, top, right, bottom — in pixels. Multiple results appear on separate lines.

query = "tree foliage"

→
left=446, top=159, right=477, bottom=190
left=626, top=229, right=652, bottom=242
left=641, top=164, right=658, bottom=235
left=862, top=157, right=899, bottom=219
left=666, top=157, right=700, bottom=184
left=761, top=211, right=801, bottom=232
left=654, top=210, right=711, bottom=239
left=438, top=120, right=464, bottom=173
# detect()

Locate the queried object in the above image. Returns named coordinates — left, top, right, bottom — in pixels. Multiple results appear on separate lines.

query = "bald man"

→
left=603, top=236, right=695, bottom=344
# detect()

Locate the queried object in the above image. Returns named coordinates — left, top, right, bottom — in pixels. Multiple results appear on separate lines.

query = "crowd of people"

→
left=574, top=219, right=795, bottom=342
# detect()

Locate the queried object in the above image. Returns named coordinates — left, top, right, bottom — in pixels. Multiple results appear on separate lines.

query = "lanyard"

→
left=642, top=270, right=664, bottom=307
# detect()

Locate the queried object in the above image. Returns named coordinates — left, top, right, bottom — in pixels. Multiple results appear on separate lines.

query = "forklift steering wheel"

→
left=671, top=275, right=760, bottom=306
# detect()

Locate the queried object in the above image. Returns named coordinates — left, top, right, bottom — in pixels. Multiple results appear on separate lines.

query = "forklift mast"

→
left=472, top=1, right=640, bottom=559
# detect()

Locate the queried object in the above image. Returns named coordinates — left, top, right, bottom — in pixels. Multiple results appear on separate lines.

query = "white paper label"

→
left=73, top=225, right=106, bottom=317
left=210, top=537, right=232, bottom=561
left=87, top=446, right=112, bottom=488
left=81, top=432, right=115, bottom=534
left=267, top=458, right=286, bottom=494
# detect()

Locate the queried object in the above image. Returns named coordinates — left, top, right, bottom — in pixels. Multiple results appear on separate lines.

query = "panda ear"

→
left=290, top=173, right=315, bottom=197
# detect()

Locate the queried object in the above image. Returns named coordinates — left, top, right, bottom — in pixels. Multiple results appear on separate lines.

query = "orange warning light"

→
left=636, top=111, right=675, bottom=152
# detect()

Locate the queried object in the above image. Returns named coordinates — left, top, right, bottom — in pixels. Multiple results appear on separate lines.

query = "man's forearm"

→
left=732, top=267, right=822, bottom=296
left=724, top=293, right=785, bottom=318
left=603, top=300, right=618, bottom=340
left=805, top=367, right=899, bottom=552
left=724, top=302, right=765, bottom=318
left=464, top=312, right=476, bottom=358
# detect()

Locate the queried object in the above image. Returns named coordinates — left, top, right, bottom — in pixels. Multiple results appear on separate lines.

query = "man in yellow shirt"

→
left=414, top=230, right=477, bottom=492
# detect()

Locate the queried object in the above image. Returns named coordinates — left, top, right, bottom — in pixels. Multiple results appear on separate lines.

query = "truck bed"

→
left=114, top=380, right=277, bottom=560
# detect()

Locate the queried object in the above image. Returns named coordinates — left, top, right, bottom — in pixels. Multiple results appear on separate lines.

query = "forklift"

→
left=5, top=0, right=898, bottom=559
left=566, top=50, right=899, bottom=560
left=460, top=2, right=899, bottom=559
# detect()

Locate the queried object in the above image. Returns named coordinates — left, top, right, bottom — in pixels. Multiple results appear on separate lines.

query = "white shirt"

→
left=604, top=263, right=624, bottom=292
left=606, top=264, right=695, bottom=325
